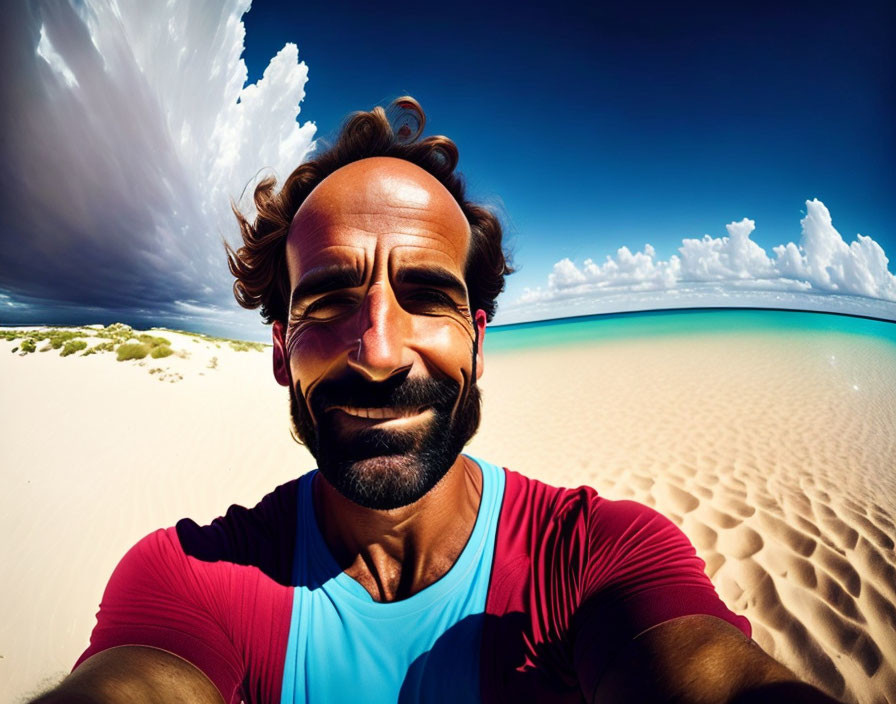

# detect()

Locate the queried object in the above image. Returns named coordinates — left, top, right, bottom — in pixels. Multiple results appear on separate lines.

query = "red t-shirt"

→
left=76, top=464, right=749, bottom=702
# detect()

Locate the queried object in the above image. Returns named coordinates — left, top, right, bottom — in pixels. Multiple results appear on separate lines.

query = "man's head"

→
left=227, top=98, right=512, bottom=509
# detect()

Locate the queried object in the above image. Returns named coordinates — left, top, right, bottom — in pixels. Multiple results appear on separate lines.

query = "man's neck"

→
left=312, top=455, right=483, bottom=603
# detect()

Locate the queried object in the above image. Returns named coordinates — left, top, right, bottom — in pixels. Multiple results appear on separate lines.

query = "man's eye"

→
left=303, top=295, right=358, bottom=319
left=404, top=289, right=459, bottom=311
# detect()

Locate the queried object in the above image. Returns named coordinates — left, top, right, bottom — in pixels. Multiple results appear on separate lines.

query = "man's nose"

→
left=347, top=284, right=412, bottom=382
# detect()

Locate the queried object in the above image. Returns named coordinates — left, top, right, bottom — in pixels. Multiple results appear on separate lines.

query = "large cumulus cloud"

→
left=0, top=0, right=314, bottom=335
left=507, top=200, right=896, bottom=322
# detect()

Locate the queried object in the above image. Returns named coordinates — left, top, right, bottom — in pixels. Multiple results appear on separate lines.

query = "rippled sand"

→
left=470, top=331, right=896, bottom=703
left=2, top=327, right=895, bottom=702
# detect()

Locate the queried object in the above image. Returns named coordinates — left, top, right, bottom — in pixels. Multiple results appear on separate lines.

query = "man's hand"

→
left=30, top=646, right=224, bottom=704
left=592, top=614, right=842, bottom=703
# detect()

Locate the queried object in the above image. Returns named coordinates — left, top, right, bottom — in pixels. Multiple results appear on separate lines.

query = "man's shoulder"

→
left=499, top=465, right=643, bottom=524
left=167, top=476, right=303, bottom=585
left=495, top=464, right=681, bottom=557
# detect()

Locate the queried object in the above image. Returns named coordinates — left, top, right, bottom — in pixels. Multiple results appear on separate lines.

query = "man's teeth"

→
left=336, top=406, right=421, bottom=419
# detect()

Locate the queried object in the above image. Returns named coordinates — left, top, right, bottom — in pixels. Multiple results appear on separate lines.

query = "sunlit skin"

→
left=272, top=157, right=488, bottom=602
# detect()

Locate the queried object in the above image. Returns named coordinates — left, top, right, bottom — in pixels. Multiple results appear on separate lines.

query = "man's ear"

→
left=272, top=320, right=291, bottom=387
left=474, top=309, right=487, bottom=381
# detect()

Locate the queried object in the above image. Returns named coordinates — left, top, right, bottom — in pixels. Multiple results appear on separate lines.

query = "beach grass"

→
left=116, top=342, right=149, bottom=361
left=61, top=340, right=88, bottom=357
left=0, top=323, right=268, bottom=364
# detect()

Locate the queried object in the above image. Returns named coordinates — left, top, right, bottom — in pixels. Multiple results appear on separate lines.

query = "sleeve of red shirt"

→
left=573, top=496, right=751, bottom=699
left=72, top=482, right=297, bottom=704
left=73, top=528, right=245, bottom=703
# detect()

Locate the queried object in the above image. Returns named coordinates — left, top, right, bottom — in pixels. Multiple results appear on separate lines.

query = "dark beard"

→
left=289, top=371, right=482, bottom=510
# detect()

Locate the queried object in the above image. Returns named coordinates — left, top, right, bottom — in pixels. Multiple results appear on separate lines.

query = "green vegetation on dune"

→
left=48, top=330, right=83, bottom=349
left=61, top=340, right=88, bottom=357
left=2, top=323, right=267, bottom=362
left=82, top=341, right=115, bottom=356
left=94, top=323, right=134, bottom=344
left=229, top=340, right=265, bottom=352
left=125, top=333, right=173, bottom=361
left=161, top=327, right=267, bottom=350
left=12, top=329, right=85, bottom=349
left=139, top=334, right=171, bottom=347
left=116, top=342, right=149, bottom=361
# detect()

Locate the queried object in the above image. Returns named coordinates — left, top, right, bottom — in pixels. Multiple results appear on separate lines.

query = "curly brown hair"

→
left=226, top=97, right=513, bottom=326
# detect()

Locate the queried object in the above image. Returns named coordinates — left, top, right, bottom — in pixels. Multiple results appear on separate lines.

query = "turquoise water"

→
left=484, top=307, right=896, bottom=353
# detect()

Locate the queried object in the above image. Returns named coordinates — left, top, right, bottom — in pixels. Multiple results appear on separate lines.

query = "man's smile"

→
left=326, top=405, right=436, bottom=429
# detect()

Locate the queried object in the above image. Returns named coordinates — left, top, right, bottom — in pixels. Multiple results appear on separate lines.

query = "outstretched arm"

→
left=30, top=646, right=224, bottom=704
left=591, top=614, right=841, bottom=703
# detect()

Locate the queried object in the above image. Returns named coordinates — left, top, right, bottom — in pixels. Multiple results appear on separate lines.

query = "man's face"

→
left=272, top=157, right=487, bottom=510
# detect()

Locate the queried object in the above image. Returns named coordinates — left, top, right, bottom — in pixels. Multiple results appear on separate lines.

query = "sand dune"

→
left=1, top=325, right=895, bottom=703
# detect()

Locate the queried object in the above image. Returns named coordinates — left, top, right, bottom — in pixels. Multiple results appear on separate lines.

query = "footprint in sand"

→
left=843, top=509, right=895, bottom=551
left=781, top=619, right=845, bottom=698
left=792, top=513, right=822, bottom=538
left=717, top=525, right=763, bottom=560
left=685, top=521, right=717, bottom=551
left=693, top=485, right=713, bottom=500
left=855, top=537, right=896, bottom=601
left=817, top=512, right=860, bottom=552
left=787, top=556, right=817, bottom=590
left=815, top=571, right=862, bottom=621
left=725, top=496, right=756, bottom=519
left=758, top=509, right=817, bottom=557
left=703, top=505, right=741, bottom=529
left=661, top=483, right=700, bottom=514
left=815, top=544, right=861, bottom=597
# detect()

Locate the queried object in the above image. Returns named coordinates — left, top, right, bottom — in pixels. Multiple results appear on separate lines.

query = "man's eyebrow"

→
left=290, top=265, right=364, bottom=306
left=395, top=266, right=468, bottom=299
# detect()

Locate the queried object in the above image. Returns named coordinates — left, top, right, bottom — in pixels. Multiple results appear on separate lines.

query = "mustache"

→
left=308, top=373, right=461, bottom=415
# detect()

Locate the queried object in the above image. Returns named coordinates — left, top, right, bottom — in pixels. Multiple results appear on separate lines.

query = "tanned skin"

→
left=32, top=158, right=839, bottom=703
left=272, top=157, right=488, bottom=602
left=30, top=646, right=224, bottom=704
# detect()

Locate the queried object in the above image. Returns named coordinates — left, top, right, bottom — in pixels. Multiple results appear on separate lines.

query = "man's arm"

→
left=30, top=646, right=224, bottom=704
left=592, top=614, right=841, bottom=703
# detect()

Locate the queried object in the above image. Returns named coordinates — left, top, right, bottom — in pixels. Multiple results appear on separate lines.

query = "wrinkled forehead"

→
left=285, top=157, right=471, bottom=278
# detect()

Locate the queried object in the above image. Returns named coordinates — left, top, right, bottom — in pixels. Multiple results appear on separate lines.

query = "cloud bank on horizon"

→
left=0, top=0, right=314, bottom=334
left=501, top=199, right=896, bottom=324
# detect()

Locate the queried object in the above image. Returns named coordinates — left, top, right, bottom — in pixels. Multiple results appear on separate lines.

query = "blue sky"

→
left=1, top=0, right=894, bottom=337
left=238, top=0, right=895, bottom=323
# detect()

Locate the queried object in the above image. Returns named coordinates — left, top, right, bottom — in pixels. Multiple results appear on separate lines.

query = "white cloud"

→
left=519, top=200, right=896, bottom=313
left=546, top=243, right=681, bottom=294
left=36, top=24, right=78, bottom=88
left=678, top=218, right=775, bottom=281
left=1, top=0, right=315, bottom=329
left=772, top=200, right=896, bottom=299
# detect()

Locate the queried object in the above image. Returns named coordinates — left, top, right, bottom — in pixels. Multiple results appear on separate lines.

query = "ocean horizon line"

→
left=489, top=305, right=896, bottom=330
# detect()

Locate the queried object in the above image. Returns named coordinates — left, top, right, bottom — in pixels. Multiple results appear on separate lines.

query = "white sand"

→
left=1, top=325, right=895, bottom=703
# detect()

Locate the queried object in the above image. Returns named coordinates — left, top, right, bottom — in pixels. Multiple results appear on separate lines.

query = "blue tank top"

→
left=280, top=456, right=505, bottom=703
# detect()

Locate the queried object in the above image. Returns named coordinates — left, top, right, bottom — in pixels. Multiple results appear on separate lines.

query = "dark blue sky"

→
left=2, top=0, right=893, bottom=334
left=242, top=0, right=894, bottom=298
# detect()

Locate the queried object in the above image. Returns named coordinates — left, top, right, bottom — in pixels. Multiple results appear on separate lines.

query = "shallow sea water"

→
left=485, top=307, right=896, bottom=353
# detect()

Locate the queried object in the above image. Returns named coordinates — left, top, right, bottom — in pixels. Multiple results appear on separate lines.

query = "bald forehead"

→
left=287, top=157, right=471, bottom=258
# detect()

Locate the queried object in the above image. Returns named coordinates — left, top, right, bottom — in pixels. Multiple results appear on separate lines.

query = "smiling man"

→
left=33, top=99, right=839, bottom=704
left=279, top=155, right=486, bottom=524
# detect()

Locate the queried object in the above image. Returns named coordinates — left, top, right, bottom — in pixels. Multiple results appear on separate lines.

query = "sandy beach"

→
left=1, top=323, right=895, bottom=703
